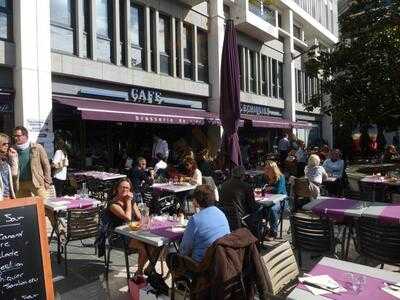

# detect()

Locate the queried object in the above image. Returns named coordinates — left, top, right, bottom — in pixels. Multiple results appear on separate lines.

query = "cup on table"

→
left=345, top=272, right=365, bottom=294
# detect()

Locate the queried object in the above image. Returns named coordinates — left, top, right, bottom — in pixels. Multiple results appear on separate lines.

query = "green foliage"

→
left=305, top=0, right=400, bottom=131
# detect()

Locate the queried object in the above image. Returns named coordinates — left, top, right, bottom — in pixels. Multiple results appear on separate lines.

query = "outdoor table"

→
left=287, top=257, right=400, bottom=299
left=360, top=175, right=400, bottom=202
left=152, top=182, right=197, bottom=193
left=115, top=217, right=185, bottom=282
left=256, top=193, right=287, bottom=238
left=45, top=196, right=102, bottom=263
left=72, top=171, right=126, bottom=181
left=362, top=202, right=400, bottom=224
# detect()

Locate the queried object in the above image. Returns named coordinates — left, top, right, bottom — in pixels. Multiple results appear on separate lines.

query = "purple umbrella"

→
left=220, top=20, right=242, bottom=169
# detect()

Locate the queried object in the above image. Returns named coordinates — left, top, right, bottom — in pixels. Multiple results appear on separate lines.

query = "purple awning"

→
left=53, top=95, right=219, bottom=125
left=240, top=114, right=291, bottom=129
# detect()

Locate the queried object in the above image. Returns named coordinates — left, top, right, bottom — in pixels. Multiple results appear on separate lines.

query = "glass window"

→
left=96, top=0, right=112, bottom=62
left=293, top=25, right=301, bottom=40
left=183, top=24, right=193, bottom=79
left=272, top=59, right=277, bottom=98
left=238, top=46, right=244, bottom=91
left=261, top=55, right=267, bottom=95
left=50, top=0, right=74, bottom=54
left=159, top=15, right=170, bottom=75
left=82, top=0, right=90, bottom=58
left=297, top=70, right=302, bottom=103
left=130, top=4, right=144, bottom=69
left=305, top=73, right=309, bottom=102
left=175, top=19, right=180, bottom=77
left=197, top=29, right=208, bottom=82
left=278, top=62, right=284, bottom=99
left=249, top=51, right=256, bottom=93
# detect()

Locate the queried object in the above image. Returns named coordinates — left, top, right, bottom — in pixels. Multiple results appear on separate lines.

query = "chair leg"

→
left=171, top=276, right=175, bottom=300
left=297, top=250, right=302, bottom=268
left=105, top=246, right=112, bottom=280
left=64, top=244, right=68, bottom=276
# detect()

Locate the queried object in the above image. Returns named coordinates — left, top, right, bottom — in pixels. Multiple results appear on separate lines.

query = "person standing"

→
left=152, top=135, right=169, bottom=162
left=295, top=140, right=308, bottom=177
left=278, top=133, right=290, bottom=166
left=13, top=126, right=52, bottom=198
left=51, top=139, right=69, bottom=197
left=0, top=133, right=18, bottom=200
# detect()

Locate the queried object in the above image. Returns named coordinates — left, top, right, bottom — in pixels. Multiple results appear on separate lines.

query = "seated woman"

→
left=322, top=149, right=344, bottom=196
left=179, top=185, right=230, bottom=262
left=181, top=156, right=202, bottom=185
left=107, top=178, right=155, bottom=278
left=264, top=160, right=287, bottom=240
left=305, top=154, right=328, bottom=198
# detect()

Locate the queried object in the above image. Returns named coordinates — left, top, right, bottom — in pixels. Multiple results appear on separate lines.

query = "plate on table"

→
left=174, top=182, right=191, bottom=186
left=128, top=221, right=141, bottom=231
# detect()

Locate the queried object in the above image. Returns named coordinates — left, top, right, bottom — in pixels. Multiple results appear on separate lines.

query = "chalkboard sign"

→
left=0, top=197, right=54, bottom=300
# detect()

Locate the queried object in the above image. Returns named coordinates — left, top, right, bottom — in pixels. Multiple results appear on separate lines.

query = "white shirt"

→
left=295, top=149, right=308, bottom=163
left=278, top=137, right=290, bottom=151
left=191, top=169, right=202, bottom=186
left=304, top=166, right=327, bottom=185
left=52, top=150, right=68, bottom=180
left=154, top=160, right=167, bottom=173
left=152, top=139, right=169, bottom=160
left=322, top=159, right=344, bottom=178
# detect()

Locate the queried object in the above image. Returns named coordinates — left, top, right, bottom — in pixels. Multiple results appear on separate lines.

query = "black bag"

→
left=147, top=272, right=169, bottom=296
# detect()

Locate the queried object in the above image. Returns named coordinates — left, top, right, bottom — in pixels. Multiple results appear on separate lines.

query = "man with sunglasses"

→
left=13, top=126, right=52, bottom=199
left=0, top=133, right=18, bottom=200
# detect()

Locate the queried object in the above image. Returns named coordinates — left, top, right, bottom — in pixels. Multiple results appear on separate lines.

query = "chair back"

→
left=66, top=206, right=100, bottom=241
left=261, top=241, right=299, bottom=295
left=293, top=178, right=313, bottom=198
left=355, top=217, right=400, bottom=265
left=290, top=211, right=335, bottom=255
left=47, top=185, right=57, bottom=199
left=358, top=181, right=389, bottom=203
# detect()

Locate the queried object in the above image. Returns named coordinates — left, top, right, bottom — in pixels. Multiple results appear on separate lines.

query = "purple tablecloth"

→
left=379, top=204, right=400, bottom=224
left=52, top=197, right=96, bottom=209
left=298, top=264, right=395, bottom=300
left=149, top=219, right=184, bottom=241
left=312, top=198, right=360, bottom=222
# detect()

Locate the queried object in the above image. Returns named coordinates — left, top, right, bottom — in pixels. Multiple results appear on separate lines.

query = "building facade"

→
left=0, top=0, right=338, bottom=161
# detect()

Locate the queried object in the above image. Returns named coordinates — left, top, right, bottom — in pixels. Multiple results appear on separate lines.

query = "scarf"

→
left=15, top=141, right=30, bottom=151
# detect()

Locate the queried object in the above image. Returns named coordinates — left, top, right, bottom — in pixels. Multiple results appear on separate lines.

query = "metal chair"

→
left=355, top=217, right=400, bottom=268
left=290, top=211, right=336, bottom=268
left=261, top=241, right=299, bottom=296
left=60, top=206, right=100, bottom=275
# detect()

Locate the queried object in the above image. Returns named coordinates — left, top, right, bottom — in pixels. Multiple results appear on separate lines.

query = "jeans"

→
left=269, top=199, right=287, bottom=235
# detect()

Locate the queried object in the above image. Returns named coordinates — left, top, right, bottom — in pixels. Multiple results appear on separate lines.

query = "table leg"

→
left=123, top=237, right=130, bottom=285
left=344, top=223, right=353, bottom=260
left=144, top=244, right=163, bottom=275
left=340, top=225, right=347, bottom=259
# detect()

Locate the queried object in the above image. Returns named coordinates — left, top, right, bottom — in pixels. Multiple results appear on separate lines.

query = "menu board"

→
left=0, top=198, right=54, bottom=300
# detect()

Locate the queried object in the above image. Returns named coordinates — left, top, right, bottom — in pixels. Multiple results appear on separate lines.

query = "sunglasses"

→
left=1, top=142, right=9, bottom=146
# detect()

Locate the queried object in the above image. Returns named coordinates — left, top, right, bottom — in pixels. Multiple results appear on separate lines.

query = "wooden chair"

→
left=60, top=206, right=100, bottom=275
left=261, top=241, right=299, bottom=296
left=292, top=177, right=314, bottom=211
left=290, top=211, right=336, bottom=268
left=355, top=217, right=400, bottom=268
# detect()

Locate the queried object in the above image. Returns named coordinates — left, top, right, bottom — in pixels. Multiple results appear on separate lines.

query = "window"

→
left=278, top=13, right=282, bottom=28
left=82, top=0, right=90, bottom=58
left=51, top=0, right=74, bottom=54
left=130, top=4, right=144, bottom=69
left=305, top=73, right=309, bottom=102
left=96, top=0, right=113, bottom=62
left=0, top=0, right=11, bottom=41
left=238, top=46, right=244, bottom=91
left=159, top=15, right=171, bottom=75
left=183, top=24, right=193, bottom=79
left=119, top=0, right=125, bottom=65
left=272, top=59, right=277, bottom=98
left=249, top=51, right=256, bottom=93
left=261, top=55, right=267, bottom=95
left=293, top=25, right=301, bottom=40
left=325, top=3, right=329, bottom=29
left=278, top=62, right=284, bottom=99
left=150, top=10, right=155, bottom=71
left=175, top=19, right=180, bottom=77
left=197, top=29, right=208, bottom=82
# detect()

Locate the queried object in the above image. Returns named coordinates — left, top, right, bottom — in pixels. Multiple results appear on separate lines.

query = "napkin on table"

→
left=382, top=284, right=400, bottom=299
left=299, top=275, right=347, bottom=295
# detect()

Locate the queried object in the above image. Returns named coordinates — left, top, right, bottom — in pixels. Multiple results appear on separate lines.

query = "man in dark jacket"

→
left=220, top=166, right=261, bottom=233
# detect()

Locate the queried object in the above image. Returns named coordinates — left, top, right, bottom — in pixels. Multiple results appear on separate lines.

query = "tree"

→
left=305, top=0, right=400, bottom=134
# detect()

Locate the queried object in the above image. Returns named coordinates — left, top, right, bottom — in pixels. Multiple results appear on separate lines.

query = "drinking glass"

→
left=345, top=272, right=363, bottom=294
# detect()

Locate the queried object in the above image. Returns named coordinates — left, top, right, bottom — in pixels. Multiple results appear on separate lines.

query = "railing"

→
left=248, top=0, right=276, bottom=25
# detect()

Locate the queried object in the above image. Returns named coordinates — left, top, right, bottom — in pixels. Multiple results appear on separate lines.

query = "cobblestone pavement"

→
left=48, top=216, right=399, bottom=299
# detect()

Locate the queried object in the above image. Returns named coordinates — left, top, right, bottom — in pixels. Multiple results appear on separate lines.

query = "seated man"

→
left=322, top=149, right=344, bottom=195
left=128, top=157, right=154, bottom=203
left=220, top=166, right=262, bottom=234
left=179, top=185, right=230, bottom=262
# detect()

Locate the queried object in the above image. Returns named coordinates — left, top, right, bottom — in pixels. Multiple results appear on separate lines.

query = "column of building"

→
left=13, top=0, right=54, bottom=155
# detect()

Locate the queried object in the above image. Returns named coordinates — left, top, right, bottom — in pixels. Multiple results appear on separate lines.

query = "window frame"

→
left=96, top=0, right=113, bottom=63
left=197, top=29, right=208, bottom=83
left=183, top=23, right=193, bottom=80
left=50, top=0, right=75, bottom=55
left=159, top=14, right=171, bottom=75
left=129, top=3, right=145, bottom=69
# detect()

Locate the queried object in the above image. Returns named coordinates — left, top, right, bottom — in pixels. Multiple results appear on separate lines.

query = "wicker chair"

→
left=261, top=241, right=299, bottom=296
left=290, top=211, right=336, bottom=268
left=60, top=206, right=100, bottom=275
left=355, top=217, right=400, bottom=268
left=292, top=178, right=314, bottom=211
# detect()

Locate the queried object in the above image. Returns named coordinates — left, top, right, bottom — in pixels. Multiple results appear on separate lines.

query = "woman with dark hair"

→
left=51, top=139, right=69, bottom=196
left=181, top=156, right=202, bottom=185
left=107, top=178, right=155, bottom=278
left=179, top=185, right=230, bottom=262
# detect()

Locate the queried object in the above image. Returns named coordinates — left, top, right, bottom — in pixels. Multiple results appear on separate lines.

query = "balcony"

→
left=177, top=0, right=207, bottom=7
left=233, top=0, right=278, bottom=41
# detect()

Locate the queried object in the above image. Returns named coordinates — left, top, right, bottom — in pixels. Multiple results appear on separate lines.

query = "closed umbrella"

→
left=220, top=19, right=242, bottom=169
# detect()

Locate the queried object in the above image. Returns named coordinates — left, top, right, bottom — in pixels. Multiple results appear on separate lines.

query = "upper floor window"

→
left=159, top=15, right=171, bottom=75
left=0, top=0, right=11, bottom=41
left=278, top=62, right=284, bottom=99
left=249, top=51, right=256, bottom=93
left=96, top=0, right=113, bottom=62
left=197, top=29, right=208, bottom=82
left=183, top=24, right=193, bottom=80
left=50, top=0, right=74, bottom=54
left=293, top=25, right=301, bottom=40
left=261, top=55, right=267, bottom=96
left=130, top=4, right=144, bottom=69
left=271, top=59, right=277, bottom=98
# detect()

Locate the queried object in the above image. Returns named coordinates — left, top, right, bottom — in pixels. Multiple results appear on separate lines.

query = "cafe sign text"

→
left=130, top=88, right=162, bottom=104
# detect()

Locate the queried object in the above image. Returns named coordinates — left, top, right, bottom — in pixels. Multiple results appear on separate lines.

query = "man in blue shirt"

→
left=179, top=185, right=230, bottom=262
